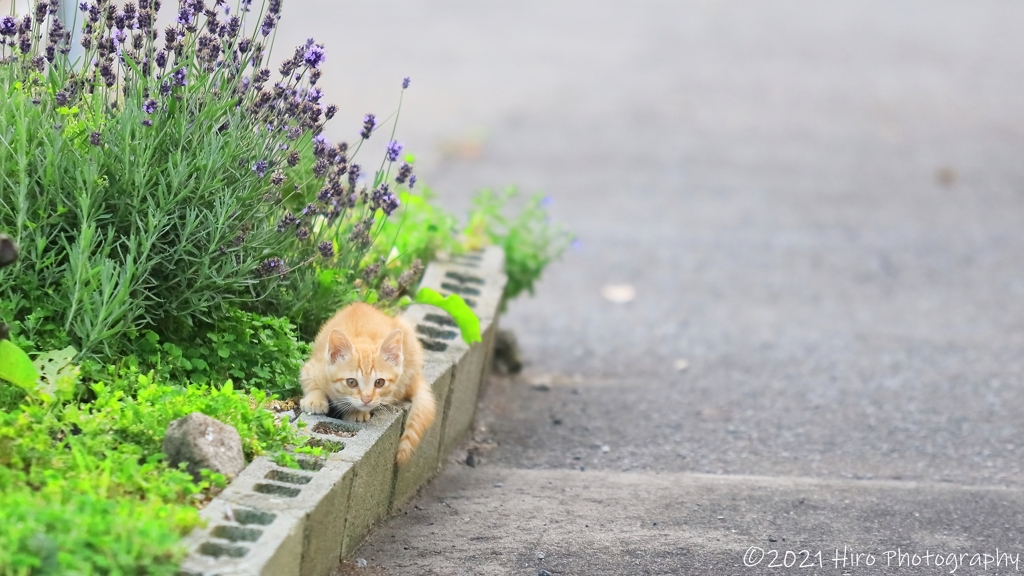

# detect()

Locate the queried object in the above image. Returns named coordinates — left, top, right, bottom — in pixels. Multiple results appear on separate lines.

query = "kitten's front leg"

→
left=344, top=409, right=372, bottom=423
left=299, top=389, right=329, bottom=414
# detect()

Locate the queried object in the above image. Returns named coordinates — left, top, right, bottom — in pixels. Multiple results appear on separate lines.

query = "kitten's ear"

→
left=326, top=330, right=353, bottom=363
left=379, top=329, right=404, bottom=366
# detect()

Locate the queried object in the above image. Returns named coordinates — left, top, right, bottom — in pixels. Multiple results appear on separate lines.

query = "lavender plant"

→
left=0, top=0, right=420, bottom=359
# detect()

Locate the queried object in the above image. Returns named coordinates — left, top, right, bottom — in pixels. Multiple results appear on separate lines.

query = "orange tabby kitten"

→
left=299, top=303, right=435, bottom=465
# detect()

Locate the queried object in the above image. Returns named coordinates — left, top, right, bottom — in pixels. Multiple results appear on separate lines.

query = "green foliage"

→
left=0, top=361, right=306, bottom=575
left=0, top=0, right=415, bottom=362
left=415, top=288, right=481, bottom=344
left=463, top=188, right=573, bottom=306
left=371, top=186, right=460, bottom=276
left=134, top=308, right=310, bottom=398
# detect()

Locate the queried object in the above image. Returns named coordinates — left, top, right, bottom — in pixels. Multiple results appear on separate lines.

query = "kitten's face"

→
left=321, top=328, right=404, bottom=413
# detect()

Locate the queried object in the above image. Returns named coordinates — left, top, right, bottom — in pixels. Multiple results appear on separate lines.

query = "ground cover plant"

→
left=0, top=0, right=571, bottom=572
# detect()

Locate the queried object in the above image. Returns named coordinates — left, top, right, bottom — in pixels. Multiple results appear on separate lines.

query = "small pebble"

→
left=537, top=552, right=545, bottom=559
left=355, top=558, right=367, bottom=568
left=493, top=482, right=502, bottom=488
left=600, top=444, right=610, bottom=453
left=602, top=284, right=636, bottom=303
left=538, top=570, right=552, bottom=576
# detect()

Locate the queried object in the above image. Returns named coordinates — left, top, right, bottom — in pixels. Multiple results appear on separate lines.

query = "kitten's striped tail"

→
left=396, top=376, right=436, bottom=465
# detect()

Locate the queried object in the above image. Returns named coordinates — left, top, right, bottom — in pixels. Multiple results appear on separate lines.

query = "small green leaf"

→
left=0, top=339, right=40, bottom=390
left=415, top=288, right=481, bottom=344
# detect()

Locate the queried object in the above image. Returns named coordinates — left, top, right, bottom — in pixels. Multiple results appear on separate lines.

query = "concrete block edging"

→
left=178, top=247, right=507, bottom=576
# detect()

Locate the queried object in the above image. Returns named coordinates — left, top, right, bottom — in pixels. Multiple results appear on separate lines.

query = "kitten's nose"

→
left=360, top=395, right=373, bottom=405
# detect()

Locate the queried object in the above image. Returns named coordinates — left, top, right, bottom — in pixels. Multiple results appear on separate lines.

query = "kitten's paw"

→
left=344, top=410, right=371, bottom=423
left=299, top=394, right=328, bottom=414
left=395, top=439, right=414, bottom=465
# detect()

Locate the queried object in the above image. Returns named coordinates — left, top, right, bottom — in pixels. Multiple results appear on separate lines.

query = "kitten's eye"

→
left=346, top=378, right=358, bottom=388
left=374, top=378, right=385, bottom=388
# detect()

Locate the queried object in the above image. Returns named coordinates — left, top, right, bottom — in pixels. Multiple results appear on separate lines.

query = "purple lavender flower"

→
left=318, top=241, right=334, bottom=258
left=78, top=1, right=89, bottom=11
left=172, top=67, right=188, bottom=86
left=306, top=87, right=323, bottom=103
left=175, top=6, right=194, bottom=26
left=0, top=16, right=17, bottom=37
left=371, top=184, right=400, bottom=216
left=312, top=134, right=329, bottom=156
left=277, top=212, right=300, bottom=232
left=325, top=104, right=337, bottom=120
left=89, top=131, right=102, bottom=146
left=256, top=257, right=288, bottom=278
left=360, top=114, right=376, bottom=139
left=402, top=76, right=410, bottom=89
left=142, top=98, right=157, bottom=114
left=395, top=163, right=413, bottom=184
left=270, top=170, right=284, bottom=186
left=348, top=163, right=361, bottom=187
left=386, top=141, right=403, bottom=162
left=302, top=42, right=326, bottom=68
left=253, top=160, right=269, bottom=177
left=296, top=227, right=310, bottom=241
left=260, top=13, right=275, bottom=36
left=155, top=50, right=166, bottom=68
left=408, top=175, right=417, bottom=189
left=141, top=119, right=153, bottom=127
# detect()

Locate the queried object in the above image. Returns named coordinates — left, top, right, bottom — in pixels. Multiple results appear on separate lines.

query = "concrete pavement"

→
left=277, top=0, right=1024, bottom=573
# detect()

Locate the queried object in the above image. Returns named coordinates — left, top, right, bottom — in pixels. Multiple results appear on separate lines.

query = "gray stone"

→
left=163, top=412, right=246, bottom=481
left=492, top=328, right=523, bottom=375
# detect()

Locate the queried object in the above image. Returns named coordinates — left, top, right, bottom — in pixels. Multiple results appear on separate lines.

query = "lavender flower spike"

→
left=360, top=114, right=376, bottom=139
left=253, top=160, right=269, bottom=177
left=142, top=98, right=157, bottom=114
left=402, top=76, right=410, bottom=89
left=386, top=141, right=403, bottom=162
left=0, top=16, right=16, bottom=37
left=303, top=42, right=326, bottom=68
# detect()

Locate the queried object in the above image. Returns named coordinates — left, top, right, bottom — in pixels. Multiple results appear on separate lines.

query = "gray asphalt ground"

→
left=281, top=1, right=1024, bottom=573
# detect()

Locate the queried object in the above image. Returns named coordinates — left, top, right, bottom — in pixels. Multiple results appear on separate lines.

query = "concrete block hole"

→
left=233, top=508, right=276, bottom=525
left=416, top=324, right=457, bottom=341
left=198, top=542, right=248, bottom=559
left=419, top=338, right=448, bottom=352
left=264, top=469, right=312, bottom=485
left=440, top=282, right=481, bottom=296
left=304, top=437, right=344, bottom=452
left=296, top=457, right=325, bottom=471
left=311, top=420, right=358, bottom=437
left=444, top=271, right=484, bottom=285
left=252, top=483, right=301, bottom=498
left=210, top=525, right=263, bottom=542
left=423, top=313, right=456, bottom=328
